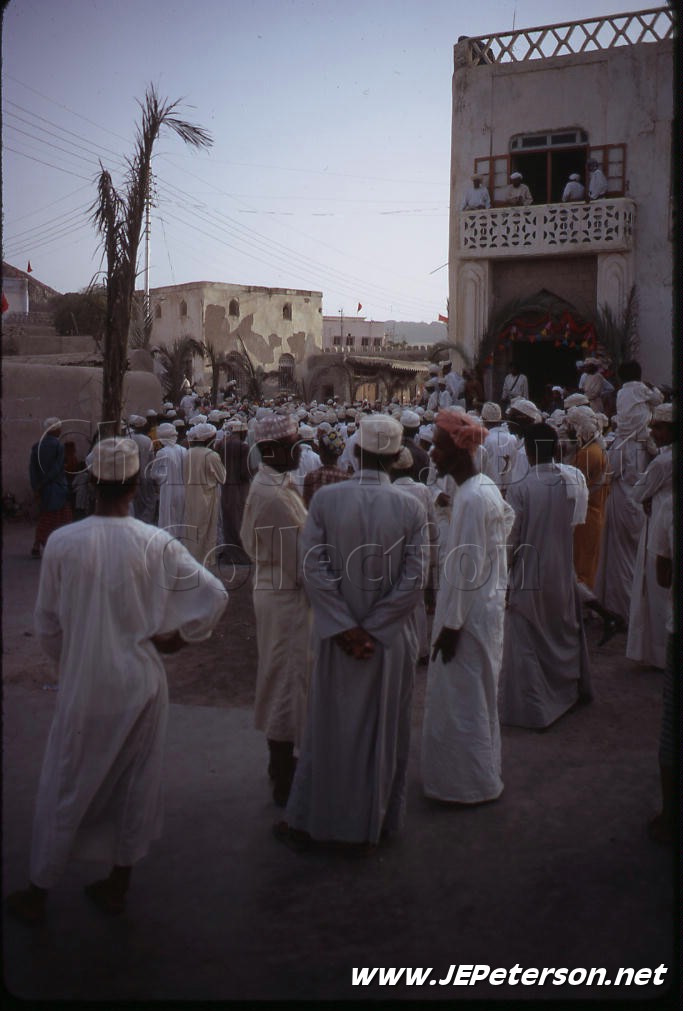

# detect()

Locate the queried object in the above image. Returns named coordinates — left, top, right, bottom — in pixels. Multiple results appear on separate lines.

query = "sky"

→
left=3, top=0, right=643, bottom=323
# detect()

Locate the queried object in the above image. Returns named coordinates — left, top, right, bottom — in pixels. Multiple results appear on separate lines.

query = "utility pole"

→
left=143, top=171, right=152, bottom=319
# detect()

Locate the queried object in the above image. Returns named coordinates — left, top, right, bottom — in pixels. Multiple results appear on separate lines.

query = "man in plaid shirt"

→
left=303, top=426, right=350, bottom=507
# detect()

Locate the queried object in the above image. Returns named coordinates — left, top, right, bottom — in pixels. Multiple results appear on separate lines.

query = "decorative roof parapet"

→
left=458, top=7, right=673, bottom=66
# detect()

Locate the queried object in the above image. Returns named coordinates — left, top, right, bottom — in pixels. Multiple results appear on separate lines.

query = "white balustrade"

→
left=458, top=198, right=635, bottom=258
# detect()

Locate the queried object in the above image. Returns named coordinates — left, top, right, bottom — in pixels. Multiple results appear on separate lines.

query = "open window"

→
left=229, top=298, right=240, bottom=318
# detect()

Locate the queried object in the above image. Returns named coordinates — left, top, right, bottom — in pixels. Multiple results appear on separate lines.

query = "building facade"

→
left=149, top=280, right=323, bottom=390
left=448, top=7, right=674, bottom=399
left=322, top=315, right=387, bottom=352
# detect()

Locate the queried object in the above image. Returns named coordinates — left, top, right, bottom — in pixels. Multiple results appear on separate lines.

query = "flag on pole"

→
left=27, top=261, right=33, bottom=273
left=438, top=313, right=448, bottom=324
left=1, top=292, right=9, bottom=313
left=357, top=302, right=362, bottom=313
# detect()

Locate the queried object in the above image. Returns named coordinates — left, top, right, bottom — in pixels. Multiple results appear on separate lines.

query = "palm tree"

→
left=203, top=339, right=229, bottom=405
left=153, top=336, right=205, bottom=404
left=92, top=85, right=212, bottom=434
left=592, top=286, right=639, bottom=373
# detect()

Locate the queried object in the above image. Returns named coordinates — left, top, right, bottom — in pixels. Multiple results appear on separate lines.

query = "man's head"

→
left=400, top=410, right=421, bottom=438
left=89, top=436, right=140, bottom=504
left=481, top=401, right=502, bottom=426
left=510, top=171, right=523, bottom=187
left=507, top=398, right=542, bottom=433
left=43, top=417, right=62, bottom=438
left=587, top=159, right=599, bottom=172
left=472, top=174, right=482, bottom=188
left=317, top=427, right=346, bottom=465
left=431, top=409, right=487, bottom=484
left=254, top=414, right=301, bottom=472
left=650, top=403, right=675, bottom=446
left=390, top=446, right=414, bottom=482
left=187, top=422, right=217, bottom=448
left=523, top=423, right=558, bottom=466
left=618, top=360, right=642, bottom=383
left=354, top=414, right=402, bottom=471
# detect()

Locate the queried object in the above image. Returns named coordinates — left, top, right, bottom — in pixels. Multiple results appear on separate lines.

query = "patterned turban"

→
left=319, top=428, right=346, bottom=456
left=436, top=409, right=488, bottom=454
left=253, top=413, right=299, bottom=444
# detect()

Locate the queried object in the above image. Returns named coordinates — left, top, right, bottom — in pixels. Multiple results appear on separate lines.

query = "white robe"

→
left=593, top=435, right=649, bottom=623
left=285, top=470, right=427, bottom=843
left=499, top=463, right=592, bottom=729
left=626, top=446, right=672, bottom=668
left=421, top=474, right=514, bottom=803
left=183, top=446, right=226, bottom=566
left=482, top=424, right=519, bottom=493
left=31, top=516, right=228, bottom=888
left=240, top=464, right=311, bottom=745
left=151, top=443, right=187, bottom=532
left=393, top=475, right=439, bottom=658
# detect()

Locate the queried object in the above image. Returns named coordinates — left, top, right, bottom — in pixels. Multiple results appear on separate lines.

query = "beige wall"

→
left=2, top=362, right=162, bottom=508
left=491, top=256, right=598, bottom=321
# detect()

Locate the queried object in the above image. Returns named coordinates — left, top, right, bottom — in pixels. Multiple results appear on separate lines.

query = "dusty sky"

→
left=3, top=0, right=643, bottom=321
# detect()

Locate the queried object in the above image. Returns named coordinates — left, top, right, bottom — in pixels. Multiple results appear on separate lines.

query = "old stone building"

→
left=448, top=7, right=674, bottom=400
left=148, top=280, right=323, bottom=393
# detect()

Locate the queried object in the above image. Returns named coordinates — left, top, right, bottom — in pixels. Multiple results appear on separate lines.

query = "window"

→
left=346, top=335, right=355, bottom=348
left=282, top=302, right=292, bottom=321
left=373, top=337, right=383, bottom=347
left=278, top=353, right=295, bottom=391
left=361, top=337, right=370, bottom=348
left=179, top=300, right=187, bottom=317
left=333, top=336, right=342, bottom=346
left=229, top=298, right=240, bottom=317
left=154, top=303, right=162, bottom=319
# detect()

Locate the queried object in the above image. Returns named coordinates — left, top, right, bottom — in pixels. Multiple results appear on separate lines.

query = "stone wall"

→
left=2, top=363, right=162, bottom=510
left=491, top=256, right=598, bottom=321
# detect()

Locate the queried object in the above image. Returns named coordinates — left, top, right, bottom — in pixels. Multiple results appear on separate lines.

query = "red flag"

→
left=27, top=261, right=33, bottom=273
left=438, top=314, right=448, bottom=324
left=357, top=302, right=362, bottom=312
left=1, top=292, right=9, bottom=313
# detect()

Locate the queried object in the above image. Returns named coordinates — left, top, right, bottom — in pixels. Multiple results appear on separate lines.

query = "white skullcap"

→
left=163, top=402, right=174, bottom=409
left=428, top=364, right=440, bottom=375
left=393, top=446, right=414, bottom=471
left=564, top=393, right=590, bottom=409
left=129, top=415, right=147, bottom=429
left=229, top=420, right=248, bottom=433
left=208, top=410, right=222, bottom=422
left=253, top=414, right=299, bottom=444
left=551, top=386, right=564, bottom=394
left=357, top=414, right=403, bottom=456
left=507, top=398, right=542, bottom=422
left=146, top=408, right=158, bottom=417
left=173, top=419, right=185, bottom=428
left=89, top=437, right=140, bottom=482
left=400, top=410, right=421, bottom=429
left=187, top=422, right=217, bottom=442
left=346, top=423, right=357, bottom=434
left=569, top=173, right=581, bottom=181
left=298, top=424, right=315, bottom=440
left=165, top=409, right=177, bottom=419
left=510, top=171, right=523, bottom=180
left=480, top=402, right=502, bottom=423
left=418, top=425, right=433, bottom=443
left=43, top=416, right=61, bottom=431
left=653, top=403, right=673, bottom=423
left=188, top=414, right=208, bottom=426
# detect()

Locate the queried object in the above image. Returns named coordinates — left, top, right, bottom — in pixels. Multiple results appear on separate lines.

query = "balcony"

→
left=457, top=198, right=635, bottom=259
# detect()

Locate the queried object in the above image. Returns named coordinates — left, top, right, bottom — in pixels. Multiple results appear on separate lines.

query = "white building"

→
left=149, top=280, right=323, bottom=388
left=448, top=7, right=674, bottom=400
left=322, top=315, right=387, bottom=352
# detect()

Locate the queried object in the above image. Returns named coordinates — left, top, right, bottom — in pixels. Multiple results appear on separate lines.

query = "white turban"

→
left=507, top=398, right=542, bottom=422
left=187, top=423, right=217, bottom=442
left=253, top=414, right=299, bottom=444
left=156, top=422, right=178, bottom=445
left=357, top=415, right=403, bottom=456
left=567, top=405, right=600, bottom=441
left=43, top=416, right=61, bottom=431
left=400, top=410, right=421, bottom=429
left=480, top=402, right=501, bottom=423
left=89, top=437, right=140, bottom=482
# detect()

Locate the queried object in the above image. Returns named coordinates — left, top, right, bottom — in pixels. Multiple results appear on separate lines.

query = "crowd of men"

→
left=461, top=159, right=609, bottom=210
left=9, top=354, right=674, bottom=922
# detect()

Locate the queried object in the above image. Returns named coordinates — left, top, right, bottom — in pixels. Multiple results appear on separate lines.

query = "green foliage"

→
left=153, top=336, right=205, bottom=403
left=593, top=286, right=639, bottom=373
left=53, top=287, right=107, bottom=344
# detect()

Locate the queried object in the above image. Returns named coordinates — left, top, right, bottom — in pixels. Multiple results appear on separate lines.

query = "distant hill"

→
left=385, top=320, right=446, bottom=345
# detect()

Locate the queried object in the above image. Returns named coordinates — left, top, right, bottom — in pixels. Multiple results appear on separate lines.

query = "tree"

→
left=152, top=336, right=205, bottom=404
left=593, top=286, right=639, bottom=374
left=92, top=86, right=211, bottom=434
left=53, top=287, right=107, bottom=346
left=203, top=340, right=229, bottom=405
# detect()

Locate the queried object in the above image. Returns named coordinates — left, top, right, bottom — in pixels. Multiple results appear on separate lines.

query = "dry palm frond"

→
left=92, top=85, right=212, bottom=432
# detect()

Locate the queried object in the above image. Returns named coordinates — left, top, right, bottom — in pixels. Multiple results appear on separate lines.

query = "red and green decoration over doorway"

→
left=481, top=310, right=599, bottom=367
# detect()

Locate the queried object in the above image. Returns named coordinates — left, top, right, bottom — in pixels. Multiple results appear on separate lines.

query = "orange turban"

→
left=436, top=408, right=488, bottom=454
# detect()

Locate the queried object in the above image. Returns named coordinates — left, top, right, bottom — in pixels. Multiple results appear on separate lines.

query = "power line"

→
left=3, top=144, right=92, bottom=181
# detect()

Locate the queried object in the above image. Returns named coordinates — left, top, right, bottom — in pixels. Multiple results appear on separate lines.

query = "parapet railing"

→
left=462, top=7, right=673, bottom=65
left=458, top=198, right=636, bottom=257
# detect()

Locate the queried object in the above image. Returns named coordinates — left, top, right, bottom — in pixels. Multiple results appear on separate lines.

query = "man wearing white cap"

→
left=500, top=363, right=529, bottom=409
left=290, top=424, right=321, bottom=497
left=150, top=422, right=187, bottom=531
left=219, top=420, right=251, bottom=566
left=6, top=438, right=228, bottom=924
left=503, top=171, right=533, bottom=206
left=587, top=159, right=608, bottom=201
left=183, top=423, right=226, bottom=566
left=29, top=418, right=72, bottom=558
left=480, top=402, right=519, bottom=495
left=278, top=414, right=428, bottom=850
left=240, top=414, right=311, bottom=807
left=461, top=173, right=491, bottom=210
left=127, top=416, right=157, bottom=524
left=499, top=424, right=592, bottom=730
left=400, top=409, right=431, bottom=483
left=562, top=172, right=585, bottom=202
left=626, top=403, right=674, bottom=669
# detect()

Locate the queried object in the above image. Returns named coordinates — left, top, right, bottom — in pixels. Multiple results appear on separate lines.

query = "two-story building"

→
left=448, top=7, right=673, bottom=401
left=322, top=315, right=387, bottom=353
left=149, top=280, right=323, bottom=391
